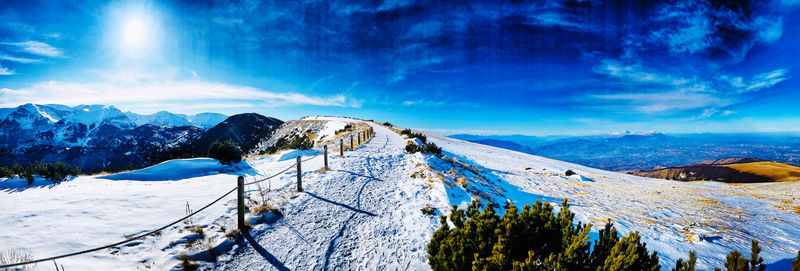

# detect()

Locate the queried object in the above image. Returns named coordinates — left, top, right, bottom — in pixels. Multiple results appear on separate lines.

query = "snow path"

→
left=212, top=122, right=444, bottom=271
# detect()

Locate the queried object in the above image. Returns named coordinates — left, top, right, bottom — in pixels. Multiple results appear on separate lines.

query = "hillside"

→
left=184, top=113, right=283, bottom=155
left=631, top=159, right=800, bottom=183
left=724, top=161, right=800, bottom=182
left=0, top=117, right=798, bottom=270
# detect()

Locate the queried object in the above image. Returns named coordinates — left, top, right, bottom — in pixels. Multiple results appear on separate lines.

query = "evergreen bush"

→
left=208, top=139, right=242, bottom=165
left=426, top=198, right=660, bottom=271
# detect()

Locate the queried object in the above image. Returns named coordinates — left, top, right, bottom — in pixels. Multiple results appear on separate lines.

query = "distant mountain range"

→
left=0, top=103, right=282, bottom=172
left=453, top=132, right=800, bottom=171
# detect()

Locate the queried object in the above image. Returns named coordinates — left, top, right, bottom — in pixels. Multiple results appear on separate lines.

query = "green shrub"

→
left=427, top=199, right=787, bottom=271
left=424, top=142, right=441, bottom=156
left=673, top=251, right=696, bottom=271
left=426, top=199, right=657, bottom=271
left=792, top=250, right=799, bottom=271
left=8, top=160, right=80, bottom=184
left=406, top=143, right=421, bottom=154
left=565, top=169, right=576, bottom=176
left=335, top=124, right=354, bottom=134
left=405, top=141, right=442, bottom=157
left=383, top=122, right=393, bottom=127
left=401, top=129, right=428, bottom=143
left=0, top=166, right=12, bottom=178
left=722, top=240, right=765, bottom=271
left=285, top=135, right=314, bottom=150
left=421, top=204, right=437, bottom=215
left=208, top=139, right=242, bottom=165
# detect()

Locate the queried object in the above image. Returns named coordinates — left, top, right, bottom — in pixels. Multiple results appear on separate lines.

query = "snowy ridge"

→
left=0, top=117, right=798, bottom=270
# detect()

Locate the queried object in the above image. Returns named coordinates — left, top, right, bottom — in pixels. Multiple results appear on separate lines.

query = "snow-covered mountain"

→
left=125, top=111, right=227, bottom=129
left=0, top=104, right=228, bottom=170
left=2, top=117, right=797, bottom=270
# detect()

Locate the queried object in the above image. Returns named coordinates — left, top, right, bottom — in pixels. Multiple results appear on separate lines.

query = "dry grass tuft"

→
left=187, top=226, right=204, bottom=238
left=224, top=229, right=243, bottom=241
left=456, top=176, right=469, bottom=189
left=252, top=203, right=283, bottom=216
left=178, top=253, right=197, bottom=271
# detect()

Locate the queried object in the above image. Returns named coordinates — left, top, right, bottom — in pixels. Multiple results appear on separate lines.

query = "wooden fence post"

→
left=358, top=132, right=361, bottom=145
left=350, top=134, right=354, bottom=151
left=296, top=156, right=303, bottom=192
left=340, top=139, right=344, bottom=157
left=324, top=145, right=329, bottom=170
left=237, top=176, right=245, bottom=230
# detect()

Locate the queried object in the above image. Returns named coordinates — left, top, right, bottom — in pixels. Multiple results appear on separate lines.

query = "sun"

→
left=122, top=17, right=147, bottom=47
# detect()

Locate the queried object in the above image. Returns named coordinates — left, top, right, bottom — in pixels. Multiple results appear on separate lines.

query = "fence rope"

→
left=0, top=186, right=238, bottom=268
left=245, top=162, right=297, bottom=186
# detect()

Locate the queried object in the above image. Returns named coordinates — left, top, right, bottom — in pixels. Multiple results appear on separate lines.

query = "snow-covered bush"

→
left=207, top=139, right=242, bottom=165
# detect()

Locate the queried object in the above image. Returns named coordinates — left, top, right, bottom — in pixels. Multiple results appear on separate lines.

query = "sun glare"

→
left=122, top=18, right=147, bottom=47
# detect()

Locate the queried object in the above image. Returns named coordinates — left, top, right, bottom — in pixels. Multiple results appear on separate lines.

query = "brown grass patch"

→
left=723, top=161, right=800, bottom=182
left=252, top=203, right=282, bottom=216
left=187, top=226, right=204, bottom=238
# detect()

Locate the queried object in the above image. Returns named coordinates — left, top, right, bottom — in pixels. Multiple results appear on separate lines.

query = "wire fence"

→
left=0, top=126, right=376, bottom=269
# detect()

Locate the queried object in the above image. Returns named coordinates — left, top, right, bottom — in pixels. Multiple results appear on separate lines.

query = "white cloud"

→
left=0, top=65, right=14, bottom=75
left=0, top=54, right=40, bottom=63
left=592, top=89, right=729, bottom=114
left=0, top=80, right=362, bottom=110
left=2, top=41, right=63, bottom=57
left=590, top=59, right=789, bottom=115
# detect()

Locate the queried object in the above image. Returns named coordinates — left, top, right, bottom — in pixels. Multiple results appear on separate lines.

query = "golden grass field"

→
left=723, top=161, right=800, bottom=182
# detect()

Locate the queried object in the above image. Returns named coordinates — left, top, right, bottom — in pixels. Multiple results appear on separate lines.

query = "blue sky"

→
left=1, top=0, right=799, bottom=135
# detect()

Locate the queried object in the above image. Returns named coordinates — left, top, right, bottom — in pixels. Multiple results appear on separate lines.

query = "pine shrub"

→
left=673, top=251, right=697, bottom=271
left=208, top=139, right=242, bottom=165
left=400, top=129, right=428, bottom=143
left=565, top=169, right=576, bottom=176
left=720, top=240, right=765, bottom=271
left=0, top=166, right=12, bottom=178
left=285, top=135, right=314, bottom=150
left=427, top=198, right=797, bottom=271
left=421, top=204, right=437, bottom=215
left=424, top=142, right=442, bottom=156
left=427, top=199, right=656, bottom=271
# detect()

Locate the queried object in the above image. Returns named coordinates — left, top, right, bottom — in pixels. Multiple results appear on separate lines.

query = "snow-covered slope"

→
left=125, top=111, right=227, bottom=129
left=187, top=113, right=228, bottom=129
left=1, top=117, right=798, bottom=270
